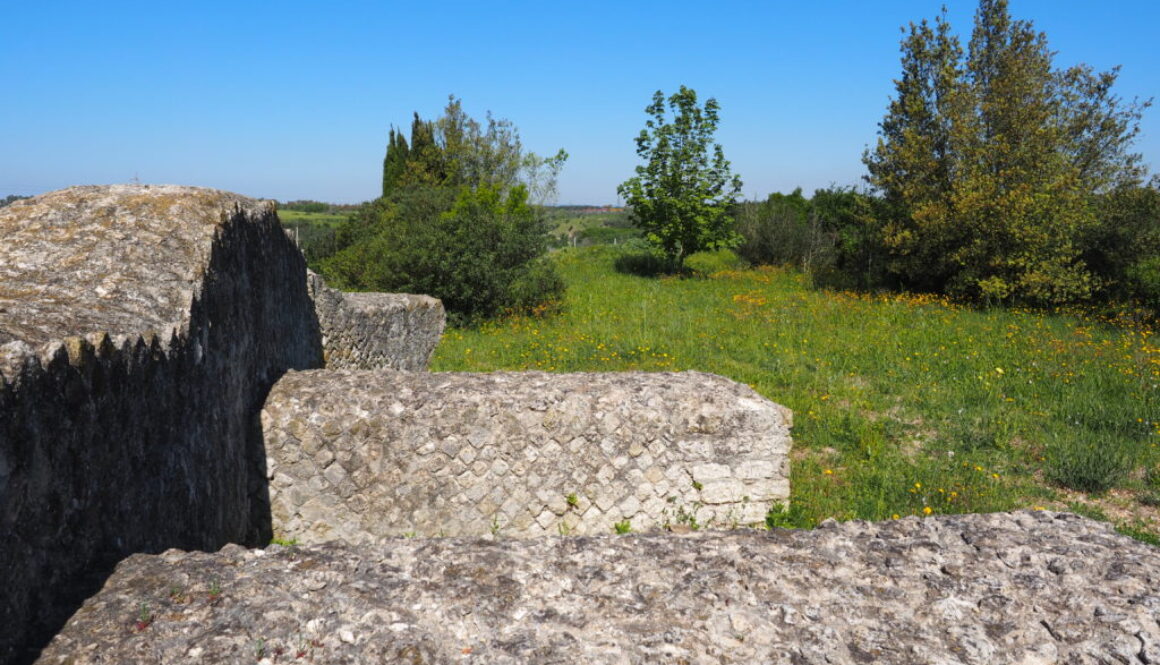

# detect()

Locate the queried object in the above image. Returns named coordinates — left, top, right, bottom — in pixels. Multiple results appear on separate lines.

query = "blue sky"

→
left=2, top=1, right=1156, bottom=205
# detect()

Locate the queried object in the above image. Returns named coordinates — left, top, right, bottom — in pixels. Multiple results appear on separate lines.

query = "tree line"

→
left=733, top=0, right=1156, bottom=308
left=310, top=0, right=1154, bottom=325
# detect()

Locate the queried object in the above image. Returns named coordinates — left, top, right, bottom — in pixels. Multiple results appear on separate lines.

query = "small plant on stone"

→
left=132, top=603, right=153, bottom=632
left=490, top=516, right=503, bottom=536
left=270, top=536, right=299, bottom=547
left=566, top=493, right=579, bottom=509
left=692, top=480, right=704, bottom=491
left=207, top=579, right=222, bottom=602
left=614, top=520, right=632, bottom=534
left=557, top=521, right=573, bottom=536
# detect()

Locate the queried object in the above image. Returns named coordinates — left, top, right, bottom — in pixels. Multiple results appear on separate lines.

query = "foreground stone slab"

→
left=38, top=511, right=1160, bottom=664
left=306, top=271, right=444, bottom=371
left=262, top=369, right=791, bottom=542
left=0, top=185, right=322, bottom=662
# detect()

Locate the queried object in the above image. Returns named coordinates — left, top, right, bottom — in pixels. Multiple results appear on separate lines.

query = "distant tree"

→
left=1, top=194, right=30, bottom=208
left=618, top=86, right=742, bottom=269
left=380, top=96, right=567, bottom=205
left=328, top=97, right=567, bottom=324
left=381, top=128, right=410, bottom=198
left=864, top=0, right=1150, bottom=304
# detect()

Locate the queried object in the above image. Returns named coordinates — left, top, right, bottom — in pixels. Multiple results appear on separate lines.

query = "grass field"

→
left=431, top=245, right=1160, bottom=542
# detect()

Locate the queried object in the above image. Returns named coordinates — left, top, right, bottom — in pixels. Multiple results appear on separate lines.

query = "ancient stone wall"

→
left=0, top=186, right=323, bottom=664
left=36, top=511, right=1160, bottom=664
left=262, top=369, right=791, bottom=543
left=307, top=271, right=444, bottom=371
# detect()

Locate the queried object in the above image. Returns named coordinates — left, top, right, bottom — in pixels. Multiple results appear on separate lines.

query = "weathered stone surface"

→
left=0, top=185, right=323, bottom=663
left=37, top=511, right=1160, bottom=664
left=262, top=369, right=791, bottom=542
left=307, top=270, right=444, bottom=371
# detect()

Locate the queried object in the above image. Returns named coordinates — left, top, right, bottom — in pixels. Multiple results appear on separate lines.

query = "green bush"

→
left=321, top=185, right=564, bottom=326
left=684, top=249, right=744, bottom=277
left=611, top=239, right=671, bottom=277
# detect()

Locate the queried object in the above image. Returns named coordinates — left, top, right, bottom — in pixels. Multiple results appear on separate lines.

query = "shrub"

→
left=321, top=185, right=564, bottom=326
left=684, top=249, right=743, bottom=277
left=1046, top=432, right=1136, bottom=494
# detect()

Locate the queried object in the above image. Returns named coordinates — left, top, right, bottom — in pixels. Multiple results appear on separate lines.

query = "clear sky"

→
left=2, top=1, right=1156, bottom=205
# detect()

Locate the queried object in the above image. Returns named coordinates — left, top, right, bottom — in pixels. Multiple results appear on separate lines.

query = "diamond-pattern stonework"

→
left=262, top=369, right=792, bottom=542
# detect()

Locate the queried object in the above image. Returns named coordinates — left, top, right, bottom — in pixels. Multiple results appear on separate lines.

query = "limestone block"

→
left=262, top=369, right=792, bottom=542
left=306, top=270, right=444, bottom=371
left=37, top=512, right=1160, bottom=665
left=0, top=185, right=323, bottom=662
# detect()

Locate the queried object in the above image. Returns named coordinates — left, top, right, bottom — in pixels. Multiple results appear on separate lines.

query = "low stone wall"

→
left=307, top=271, right=444, bottom=371
left=37, top=511, right=1160, bottom=664
left=0, top=186, right=323, bottom=663
left=262, top=369, right=791, bottom=542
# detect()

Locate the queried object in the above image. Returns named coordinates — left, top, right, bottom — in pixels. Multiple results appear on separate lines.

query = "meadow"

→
left=431, top=246, right=1160, bottom=542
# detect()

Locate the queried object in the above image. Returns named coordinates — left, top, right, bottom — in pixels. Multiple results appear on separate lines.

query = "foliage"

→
left=864, top=0, right=1150, bottom=305
left=316, top=98, right=567, bottom=325
left=618, top=86, right=742, bottom=270
left=321, top=185, right=563, bottom=326
left=279, top=200, right=334, bottom=214
left=381, top=97, right=567, bottom=204
left=1, top=194, right=30, bottom=207
left=1046, top=432, right=1135, bottom=494
left=433, top=246, right=1160, bottom=540
left=684, top=248, right=743, bottom=277
left=735, top=186, right=892, bottom=290
left=1083, top=180, right=1160, bottom=308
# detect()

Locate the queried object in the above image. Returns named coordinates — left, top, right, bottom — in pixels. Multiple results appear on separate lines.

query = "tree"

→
left=323, top=97, right=568, bottom=325
left=864, top=0, right=1149, bottom=304
left=864, top=10, right=967, bottom=292
left=381, top=128, right=409, bottom=198
left=618, top=86, right=742, bottom=269
left=380, top=96, right=567, bottom=205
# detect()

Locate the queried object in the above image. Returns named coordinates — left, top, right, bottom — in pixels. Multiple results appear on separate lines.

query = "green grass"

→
left=277, top=209, right=348, bottom=227
left=432, top=246, right=1160, bottom=538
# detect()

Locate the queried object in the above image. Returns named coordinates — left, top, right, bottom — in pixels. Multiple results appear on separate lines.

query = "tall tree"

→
left=381, top=127, right=410, bottom=198
left=864, top=10, right=966, bottom=292
left=865, top=0, right=1148, bottom=304
left=618, top=86, right=742, bottom=269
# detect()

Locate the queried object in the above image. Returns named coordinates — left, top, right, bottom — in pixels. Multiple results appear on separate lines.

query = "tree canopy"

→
left=864, top=0, right=1150, bottom=304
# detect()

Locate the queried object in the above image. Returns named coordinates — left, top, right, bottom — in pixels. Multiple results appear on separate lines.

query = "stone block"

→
left=262, top=369, right=792, bottom=542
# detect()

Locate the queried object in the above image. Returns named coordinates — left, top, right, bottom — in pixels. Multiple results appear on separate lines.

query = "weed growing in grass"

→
left=432, top=246, right=1160, bottom=541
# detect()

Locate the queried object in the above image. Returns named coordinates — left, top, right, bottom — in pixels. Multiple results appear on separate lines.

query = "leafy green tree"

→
left=865, top=0, right=1149, bottom=304
left=618, top=86, right=742, bottom=269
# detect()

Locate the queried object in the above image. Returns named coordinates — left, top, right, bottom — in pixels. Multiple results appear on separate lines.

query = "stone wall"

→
left=307, top=271, right=444, bottom=371
left=0, top=186, right=323, bottom=664
left=262, top=369, right=791, bottom=542
left=36, top=510, right=1160, bottom=664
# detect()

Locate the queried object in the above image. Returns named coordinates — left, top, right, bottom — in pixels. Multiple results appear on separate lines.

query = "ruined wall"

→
left=36, top=510, right=1160, bottom=664
left=307, top=271, right=444, bottom=371
left=0, top=186, right=323, bottom=664
left=262, top=369, right=791, bottom=542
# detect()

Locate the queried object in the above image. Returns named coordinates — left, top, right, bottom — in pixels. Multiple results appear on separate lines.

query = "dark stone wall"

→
left=0, top=186, right=323, bottom=664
